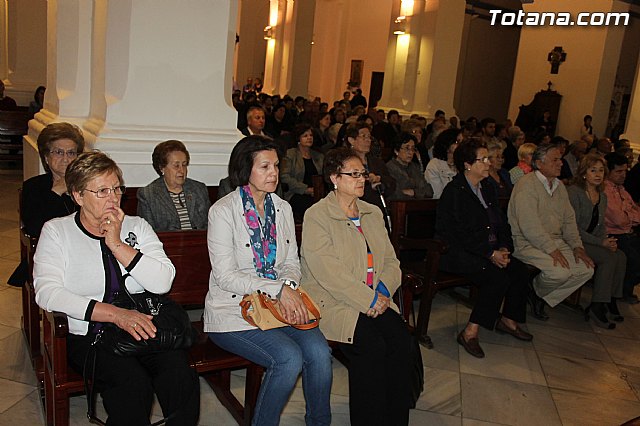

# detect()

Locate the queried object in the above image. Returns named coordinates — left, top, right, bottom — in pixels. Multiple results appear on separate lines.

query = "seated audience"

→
left=340, top=122, right=396, bottom=218
left=508, top=144, right=594, bottom=320
left=206, top=136, right=332, bottom=425
left=8, top=123, right=85, bottom=287
left=266, top=103, right=292, bottom=137
left=137, top=140, right=210, bottom=231
left=301, top=147, right=410, bottom=425
left=314, top=112, right=332, bottom=151
left=34, top=151, right=199, bottom=425
left=593, top=137, right=613, bottom=156
left=242, top=105, right=273, bottom=137
left=28, top=85, right=45, bottom=117
left=509, top=142, right=537, bottom=185
left=424, top=128, right=461, bottom=199
left=604, top=152, right=640, bottom=304
left=385, top=132, right=433, bottom=200
left=562, top=140, right=588, bottom=178
left=401, top=118, right=427, bottom=171
left=437, top=139, right=532, bottom=358
left=503, top=126, right=525, bottom=170
left=0, top=80, right=17, bottom=110
left=281, top=123, right=324, bottom=221
left=567, top=154, right=625, bottom=328
left=580, top=115, right=594, bottom=138
left=486, top=140, right=513, bottom=198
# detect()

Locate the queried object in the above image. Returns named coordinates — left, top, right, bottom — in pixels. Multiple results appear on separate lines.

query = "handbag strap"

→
left=262, top=291, right=321, bottom=330
left=240, top=297, right=258, bottom=327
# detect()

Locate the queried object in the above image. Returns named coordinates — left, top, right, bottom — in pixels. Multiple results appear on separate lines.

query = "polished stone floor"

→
left=1, top=167, right=640, bottom=425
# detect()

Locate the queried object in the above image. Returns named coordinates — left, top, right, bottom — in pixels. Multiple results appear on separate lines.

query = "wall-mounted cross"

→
left=547, top=46, right=566, bottom=74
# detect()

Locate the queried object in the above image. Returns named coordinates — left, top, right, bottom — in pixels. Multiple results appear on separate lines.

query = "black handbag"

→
left=95, top=287, right=197, bottom=357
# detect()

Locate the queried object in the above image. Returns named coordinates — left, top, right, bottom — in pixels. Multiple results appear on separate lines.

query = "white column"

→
left=26, top=0, right=241, bottom=186
left=625, top=52, right=640, bottom=152
left=377, top=0, right=465, bottom=118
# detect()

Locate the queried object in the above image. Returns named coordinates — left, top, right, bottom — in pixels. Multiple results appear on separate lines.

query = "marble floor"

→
left=1, top=167, right=640, bottom=425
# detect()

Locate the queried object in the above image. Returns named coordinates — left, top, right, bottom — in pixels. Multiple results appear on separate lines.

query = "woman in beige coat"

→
left=301, top=147, right=411, bottom=426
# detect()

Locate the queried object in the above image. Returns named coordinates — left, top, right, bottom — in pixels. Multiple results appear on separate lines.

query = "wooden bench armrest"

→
left=44, top=310, right=70, bottom=339
left=398, top=235, right=449, bottom=254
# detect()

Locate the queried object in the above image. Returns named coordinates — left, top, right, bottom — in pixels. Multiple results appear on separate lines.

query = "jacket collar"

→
left=323, top=190, right=375, bottom=220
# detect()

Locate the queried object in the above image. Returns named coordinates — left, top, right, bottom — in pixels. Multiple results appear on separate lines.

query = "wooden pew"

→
left=41, top=230, right=261, bottom=426
left=0, top=109, right=30, bottom=162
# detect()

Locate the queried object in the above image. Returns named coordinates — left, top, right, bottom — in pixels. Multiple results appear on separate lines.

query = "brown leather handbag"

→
left=240, top=288, right=321, bottom=330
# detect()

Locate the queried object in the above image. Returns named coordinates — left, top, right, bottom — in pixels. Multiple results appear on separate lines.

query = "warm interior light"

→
left=263, top=25, right=274, bottom=40
left=393, top=16, right=407, bottom=35
left=400, top=0, right=414, bottom=17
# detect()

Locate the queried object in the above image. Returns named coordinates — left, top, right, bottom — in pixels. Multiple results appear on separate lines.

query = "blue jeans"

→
left=209, top=327, right=332, bottom=426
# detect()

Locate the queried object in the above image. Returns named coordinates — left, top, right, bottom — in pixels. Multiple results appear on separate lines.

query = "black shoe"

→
left=585, top=303, right=616, bottom=329
left=495, top=320, right=534, bottom=341
left=607, top=299, right=624, bottom=322
left=528, top=293, right=549, bottom=321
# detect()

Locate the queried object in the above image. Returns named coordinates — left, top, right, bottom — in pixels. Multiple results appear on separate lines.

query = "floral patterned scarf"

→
left=240, top=185, right=278, bottom=280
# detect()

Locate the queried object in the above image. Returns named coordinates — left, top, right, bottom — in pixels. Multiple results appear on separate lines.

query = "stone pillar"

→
left=625, top=52, right=640, bottom=152
left=263, top=0, right=315, bottom=97
left=26, top=0, right=241, bottom=186
left=377, top=0, right=466, bottom=118
left=1, top=0, right=47, bottom=105
left=508, top=0, right=629, bottom=140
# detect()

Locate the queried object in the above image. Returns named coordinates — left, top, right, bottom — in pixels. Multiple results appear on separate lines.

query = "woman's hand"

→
left=100, top=206, right=126, bottom=251
left=368, top=173, right=381, bottom=184
left=367, top=293, right=390, bottom=318
left=602, top=237, right=618, bottom=252
left=279, top=286, right=309, bottom=324
left=112, top=306, right=156, bottom=341
left=401, top=189, right=415, bottom=197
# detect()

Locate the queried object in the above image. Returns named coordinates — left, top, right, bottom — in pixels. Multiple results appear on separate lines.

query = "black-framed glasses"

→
left=49, top=149, right=78, bottom=158
left=84, top=185, right=127, bottom=198
left=474, top=157, right=490, bottom=164
left=339, top=171, right=369, bottom=179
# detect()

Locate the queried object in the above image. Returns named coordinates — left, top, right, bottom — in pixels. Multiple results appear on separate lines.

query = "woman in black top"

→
left=8, top=122, right=85, bottom=286
left=436, top=139, right=532, bottom=358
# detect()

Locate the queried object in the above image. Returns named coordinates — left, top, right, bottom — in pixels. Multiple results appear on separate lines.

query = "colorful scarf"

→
left=517, top=160, right=533, bottom=175
left=240, top=185, right=278, bottom=279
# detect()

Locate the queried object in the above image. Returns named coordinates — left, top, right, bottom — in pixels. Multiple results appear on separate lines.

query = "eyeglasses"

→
left=339, top=171, right=369, bottom=179
left=474, top=157, right=490, bottom=164
left=49, top=149, right=78, bottom=158
left=356, top=134, right=372, bottom=140
left=400, top=146, right=416, bottom=152
left=84, top=185, right=126, bottom=198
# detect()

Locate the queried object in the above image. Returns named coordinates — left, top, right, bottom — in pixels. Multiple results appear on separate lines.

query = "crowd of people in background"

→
left=12, top=77, right=640, bottom=425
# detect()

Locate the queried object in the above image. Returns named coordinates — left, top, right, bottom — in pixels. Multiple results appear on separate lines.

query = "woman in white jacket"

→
left=205, top=136, right=332, bottom=426
left=34, top=151, right=199, bottom=425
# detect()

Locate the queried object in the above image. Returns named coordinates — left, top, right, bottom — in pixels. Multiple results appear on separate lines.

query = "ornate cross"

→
left=547, top=46, right=566, bottom=74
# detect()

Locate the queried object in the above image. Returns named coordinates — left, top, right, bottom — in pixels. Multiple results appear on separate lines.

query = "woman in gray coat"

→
left=280, top=123, right=324, bottom=221
left=137, top=140, right=210, bottom=231
left=567, top=153, right=626, bottom=328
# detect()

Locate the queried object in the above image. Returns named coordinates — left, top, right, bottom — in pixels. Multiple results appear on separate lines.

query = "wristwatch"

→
left=282, top=279, right=299, bottom=291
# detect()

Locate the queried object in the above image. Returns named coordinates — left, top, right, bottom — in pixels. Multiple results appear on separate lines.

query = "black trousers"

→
left=461, top=256, right=529, bottom=330
left=338, top=310, right=411, bottom=426
left=67, top=334, right=200, bottom=426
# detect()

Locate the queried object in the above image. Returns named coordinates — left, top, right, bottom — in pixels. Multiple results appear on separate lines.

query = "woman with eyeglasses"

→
left=436, top=139, right=532, bottom=358
left=386, top=132, right=433, bottom=200
left=301, top=147, right=411, bottom=425
left=33, top=151, right=200, bottom=425
left=8, top=123, right=85, bottom=287
left=137, top=140, right=210, bottom=231
left=424, top=128, right=462, bottom=199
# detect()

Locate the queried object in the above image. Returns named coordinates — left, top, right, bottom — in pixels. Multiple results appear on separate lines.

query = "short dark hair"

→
left=151, top=140, right=190, bottom=176
left=480, top=117, right=496, bottom=129
left=435, top=110, right=445, bottom=117
left=37, top=122, right=85, bottom=173
left=228, top=136, right=281, bottom=188
left=584, top=114, right=592, bottom=122
left=605, top=152, right=628, bottom=172
left=293, top=123, right=313, bottom=143
left=344, top=122, right=370, bottom=143
left=433, top=128, right=461, bottom=161
left=323, top=147, right=361, bottom=183
left=453, top=138, right=486, bottom=173
left=387, top=110, right=399, bottom=120
left=393, top=132, right=418, bottom=152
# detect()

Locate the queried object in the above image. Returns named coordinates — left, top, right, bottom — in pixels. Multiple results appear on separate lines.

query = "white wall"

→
left=508, top=0, right=629, bottom=140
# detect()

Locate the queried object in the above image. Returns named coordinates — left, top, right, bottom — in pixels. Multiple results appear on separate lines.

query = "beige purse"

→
left=240, top=288, right=321, bottom=330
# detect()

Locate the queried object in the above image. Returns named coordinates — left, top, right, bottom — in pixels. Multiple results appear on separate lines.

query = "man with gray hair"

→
left=508, top=144, right=594, bottom=320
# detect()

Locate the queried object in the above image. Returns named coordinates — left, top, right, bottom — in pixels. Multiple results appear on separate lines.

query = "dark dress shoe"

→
left=585, top=303, right=616, bottom=330
left=495, top=320, right=533, bottom=341
left=457, top=331, right=485, bottom=358
left=528, top=295, right=549, bottom=321
left=608, top=299, right=624, bottom=322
